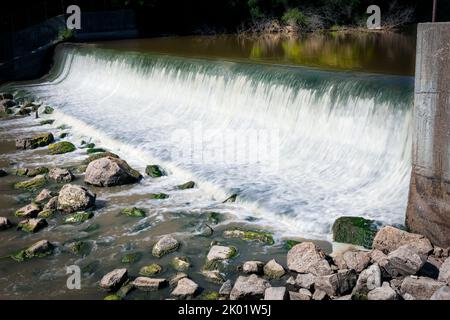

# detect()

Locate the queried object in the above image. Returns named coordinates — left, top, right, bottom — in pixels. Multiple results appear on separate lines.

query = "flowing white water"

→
left=7, top=44, right=414, bottom=240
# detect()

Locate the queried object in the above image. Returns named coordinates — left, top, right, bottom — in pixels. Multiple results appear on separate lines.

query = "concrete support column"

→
left=406, top=23, right=450, bottom=247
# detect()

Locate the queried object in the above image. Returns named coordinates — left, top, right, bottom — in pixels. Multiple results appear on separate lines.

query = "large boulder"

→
left=287, top=242, right=332, bottom=276
left=15, top=133, right=54, bottom=150
left=430, top=286, right=450, bottom=300
left=48, top=141, right=76, bottom=155
left=206, top=245, right=236, bottom=262
left=264, top=287, right=288, bottom=300
left=18, top=218, right=47, bottom=233
left=372, top=226, right=433, bottom=255
left=332, top=216, right=378, bottom=249
left=100, top=269, right=128, bottom=291
left=15, top=203, right=41, bottom=218
left=384, top=245, right=426, bottom=277
left=400, top=276, right=446, bottom=300
left=438, top=257, right=450, bottom=285
left=48, top=168, right=74, bottom=183
left=333, top=250, right=370, bottom=272
left=152, top=235, right=179, bottom=257
left=230, top=274, right=271, bottom=300
left=12, top=240, right=54, bottom=262
left=171, top=278, right=199, bottom=298
left=132, top=277, right=166, bottom=291
left=294, top=273, right=316, bottom=290
left=352, top=264, right=382, bottom=297
left=367, top=282, right=398, bottom=300
left=243, top=261, right=264, bottom=274
left=314, top=269, right=357, bottom=297
left=84, top=157, right=142, bottom=187
left=57, top=184, right=96, bottom=213
left=263, top=259, right=285, bottom=279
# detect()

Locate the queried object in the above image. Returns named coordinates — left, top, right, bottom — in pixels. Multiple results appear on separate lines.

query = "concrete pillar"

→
left=406, top=23, right=450, bottom=247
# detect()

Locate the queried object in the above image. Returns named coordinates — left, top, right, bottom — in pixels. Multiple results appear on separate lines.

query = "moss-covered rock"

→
left=206, top=212, right=221, bottom=225
left=48, top=141, right=76, bottom=155
left=87, top=148, right=106, bottom=154
left=139, top=263, right=163, bottom=276
left=40, top=119, right=55, bottom=125
left=66, top=241, right=91, bottom=256
left=332, top=216, right=378, bottom=249
left=284, top=240, right=301, bottom=250
left=121, top=207, right=146, bottom=218
left=59, top=132, right=69, bottom=139
left=15, top=133, right=54, bottom=149
left=145, top=165, right=165, bottom=178
left=104, top=294, right=122, bottom=300
left=176, top=181, right=195, bottom=190
left=80, top=142, right=95, bottom=149
left=200, top=291, right=220, bottom=300
left=63, top=211, right=93, bottom=224
left=223, top=228, right=274, bottom=245
left=149, top=193, right=169, bottom=200
left=26, top=167, right=49, bottom=177
left=83, top=152, right=119, bottom=164
left=121, top=252, right=142, bottom=264
left=11, top=240, right=54, bottom=262
left=171, top=256, right=190, bottom=271
left=14, top=175, right=47, bottom=190
left=43, top=106, right=54, bottom=114
left=116, top=281, right=135, bottom=298
left=17, top=218, right=48, bottom=233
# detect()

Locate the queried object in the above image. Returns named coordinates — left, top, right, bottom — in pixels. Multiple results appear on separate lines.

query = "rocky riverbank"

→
left=1, top=91, right=449, bottom=300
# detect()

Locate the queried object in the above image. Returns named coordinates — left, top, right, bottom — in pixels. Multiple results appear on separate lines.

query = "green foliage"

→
left=58, top=28, right=75, bottom=41
left=281, top=8, right=308, bottom=27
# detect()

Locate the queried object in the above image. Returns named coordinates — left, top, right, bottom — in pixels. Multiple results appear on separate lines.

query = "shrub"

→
left=281, top=8, right=308, bottom=28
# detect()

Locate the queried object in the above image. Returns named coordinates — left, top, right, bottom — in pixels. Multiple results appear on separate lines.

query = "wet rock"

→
left=219, top=280, right=233, bottom=296
left=367, top=282, right=398, bottom=300
left=18, top=218, right=47, bottom=233
left=169, top=273, right=188, bottom=288
left=66, top=241, right=91, bottom=256
left=352, top=264, right=382, bottom=297
left=438, top=257, right=450, bottom=284
left=264, top=287, right=288, bottom=300
left=48, top=168, right=74, bottom=183
left=334, top=250, right=370, bottom=273
left=12, top=240, right=54, bottom=262
left=42, top=106, right=54, bottom=114
left=121, top=207, right=146, bottom=218
left=314, top=269, right=357, bottom=297
left=145, top=165, right=165, bottom=178
left=57, top=184, right=96, bottom=213
left=332, top=216, right=378, bottom=249
left=223, top=194, right=237, bottom=203
left=149, top=193, right=169, bottom=199
left=100, top=268, right=128, bottom=291
left=263, top=259, right=285, bottom=279
left=133, top=277, right=166, bottom=291
left=289, top=288, right=312, bottom=300
left=294, top=273, right=316, bottom=290
left=384, top=245, right=426, bottom=277
left=26, top=167, right=49, bottom=177
left=206, top=245, right=236, bottom=262
left=83, top=152, right=119, bottom=164
left=121, top=252, right=142, bottom=264
left=171, top=256, right=190, bottom=271
left=430, top=286, right=450, bottom=300
left=400, top=276, right=446, bottom=300
left=48, top=141, right=76, bottom=155
left=14, top=175, right=47, bottom=190
left=287, top=242, right=332, bottom=276
left=139, top=264, right=162, bottom=276
left=202, top=270, right=226, bottom=284
left=37, top=210, right=55, bottom=219
left=104, top=294, right=121, bottom=300
left=15, top=203, right=41, bottom=218
left=0, top=217, right=12, bottom=230
left=312, top=289, right=328, bottom=300
left=43, top=196, right=58, bottom=210
left=64, top=211, right=93, bottom=224
left=84, top=157, right=142, bottom=187
left=15, top=133, right=54, bottom=150
left=40, top=119, right=55, bottom=125
left=0, top=169, right=8, bottom=177
left=373, top=226, right=433, bottom=255
left=230, top=274, right=271, bottom=300
left=0, top=93, right=14, bottom=100
left=171, top=278, right=199, bottom=298
left=200, top=291, right=220, bottom=300
left=223, top=228, right=274, bottom=245
left=35, top=188, right=55, bottom=204
left=176, top=181, right=195, bottom=190
left=243, top=261, right=264, bottom=274
left=86, top=148, right=106, bottom=154
left=152, top=235, right=180, bottom=257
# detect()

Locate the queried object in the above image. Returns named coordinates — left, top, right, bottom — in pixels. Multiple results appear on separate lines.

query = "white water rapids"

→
left=6, top=44, right=414, bottom=241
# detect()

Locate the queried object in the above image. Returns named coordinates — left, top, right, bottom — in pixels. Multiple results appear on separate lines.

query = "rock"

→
left=219, top=280, right=233, bottom=296
left=86, top=148, right=106, bottom=154
left=66, top=241, right=90, bottom=256
left=438, top=257, right=450, bottom=284
left=289, top=288, right=312, bottom=300
left=43, top=106, right=54, bottom=114
left=334, top=250, right=370, bottom=273
left=14, top=175, right=47, bottom=190
left=26, top=167, right=49, bottom=177
left=18, top=218, right=47, bottom=233
left=48, top=141, right=76, bottom=155
left=57, top=184, right=96, bottom=213
left=40, top=119, right=55, bottom=125
left=294, top=273, right=316, bottom=290
left=243, top=261, right=264, bottom=274
left=145, top=165, right=165, bottom=177
left=384, top=245, right=426, bottom=277
left=367, top=282, right=398, bottom=300
left=430, top=286, right=450, bottom=300
left=63, top=211, right=93, bottom=224
left=223, top=194, right=237, bottom=203
left=83, top=152, right=119, bottom=164
left=334, top=294, right=352, bottom=300
left=15, top=133, right=54, bottom=150
left=48, top=168, right=74, bottom=183
left=152, top=235, right=180, bottom=257
left=373, top=226, right=433, bottom=255
left=43, top=196, right=58, bottom=210
left=171, top=278, right=199, bottom=298
left=315, top=269, right=357, bottom=297
left=287, top=242, right=332, bottom=276
left=169, top=273, right=188, bottom=288
left=104, top=294, right=121, bottom=300
left=264, top=287, right=288, bottom=300
left=176, top=181, right=195, bottom=190
left=121, top=207, right=146, bottom=218
left=0, top=93, right=14, bottom=100
left=149, top=193, right=169, bottom=199
left=352, top=264, right=382, bottom=297
left=223, top=228, right=274, bottom=245
left=37, top=210, right=55, bottom=219
left=202, top=270, right=226, bottom=284
left=133, top=277, right=166, bottom=291
left=332, top=216, right=378, bottom=249
left=15, top=203, right=41, bottom=218
left=12, top=240, right=54, bottom=262
left=171, top=256, right=190, bottom=271
left=400, top=276, right=446, bottom=300
left=84, top=157, right=142, bottom=187
left=139, top=264, right=162, bottom=276
left=230, top=274, right=271, bottom=300
left=312, top=289, right=328, bottom=300
left=100, top=269, right=128, bottom=291
left=200, top=291, right=220, bottom=300
left=121, top=252, right=142, bottom=264
left=35, top=189, right=54, bottom=204
left=0, top=169, right=7, bottom=177
left=263, top=259, right=285, bottom=279
left=206, top=245, right=236, bottom=263
left=0, top=217, right=12, bottom=230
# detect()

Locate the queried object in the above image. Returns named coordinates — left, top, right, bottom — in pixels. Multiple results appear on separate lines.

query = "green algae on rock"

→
left=83, top=152, right=119, bottom=164
left=121, top=252, right=143, bottom=264
left=14, top=174, right=47, bottom=190
left=39, top=119, right=55, bottom=125
left=11, top=240, right=54, bottom=262
left=171, top=256, right=191, bottom=272
left=43, top=106, right=54, bottom=114
left=139, top=263, right=163, bottom=276
left=149, top=193, right=169, bottom=200
left=121, top=207, right=146, bottom=218
left=332, top=216, right=378, bottom=249
left=64, top=211, right=94, bottom=224
left=48, top=141, right=76, bottom=155
left=145, top=165, right=165, bottom=178
left=176, top=181, right=195, bottom=190
left=87, top=148, right=106, bottom=154
left=223, top=228, right=274, bottom=245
